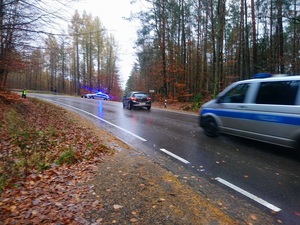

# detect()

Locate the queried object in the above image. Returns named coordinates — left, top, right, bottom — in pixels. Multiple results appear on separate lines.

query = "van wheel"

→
left=203, top=117, right=219, bottom=137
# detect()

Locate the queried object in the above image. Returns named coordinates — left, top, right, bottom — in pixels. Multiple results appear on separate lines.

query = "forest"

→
left=1, top=0, right=300, bottom=103
left=126, top=0, right=300, bottom=103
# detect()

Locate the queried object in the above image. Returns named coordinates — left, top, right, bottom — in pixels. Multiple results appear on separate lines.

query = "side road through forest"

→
left=0, top=91, right=274, bottom=224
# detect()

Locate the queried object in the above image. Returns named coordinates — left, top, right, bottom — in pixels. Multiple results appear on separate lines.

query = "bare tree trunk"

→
left=61, top=41, right=66, bottom=93
left=269, top=1, right=274, bottom=72
left=161, top=0, right=167, bottom=98
left=244, top=0, right=250, bottom=78
left=291, top=0, right=297, bottom=73
left=210, top=0, right=216, bottom=95
left=196, top=0, right=202, bottom=95
left=277, top=0, right=284, bottom=73
left=251, top=0, right=257, bottom=74
left=89, top=32, right=93, bottom=90
left=214, top=0, right=225, bottom=96
left=181, top=0, right=186, bottom=81
left=239, top=0, right=244, bottom=80
left=97, top=35, right=101, bottom=90
left=76, top=34, right=80, bottom=95
left=202, top=2, right=209, bottom=96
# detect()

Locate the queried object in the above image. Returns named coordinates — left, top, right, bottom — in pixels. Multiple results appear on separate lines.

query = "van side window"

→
left=219, top=83, right=249, bottom=103
left=255, top=81, right=300, bottom=105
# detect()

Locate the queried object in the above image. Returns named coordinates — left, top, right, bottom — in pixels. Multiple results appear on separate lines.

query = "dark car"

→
left=123, top=91, right=151, bottom=110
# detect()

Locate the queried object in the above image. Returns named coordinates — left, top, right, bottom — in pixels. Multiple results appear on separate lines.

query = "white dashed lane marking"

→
left=160, top=148, right=190, bottom=164
left=159, top=148, right=281, bottom=212
left=215, top=177, right=281, bottom=212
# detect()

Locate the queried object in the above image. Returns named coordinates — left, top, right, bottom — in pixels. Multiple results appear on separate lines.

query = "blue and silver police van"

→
left=199, top=74, right=300, bottom=156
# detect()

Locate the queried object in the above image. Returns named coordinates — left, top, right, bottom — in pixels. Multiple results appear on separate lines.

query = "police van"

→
left=199, top=74, right=300, bottom=156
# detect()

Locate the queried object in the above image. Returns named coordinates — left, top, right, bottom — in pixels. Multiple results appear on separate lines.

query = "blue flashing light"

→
left=252, top=73, right=272, bottom=79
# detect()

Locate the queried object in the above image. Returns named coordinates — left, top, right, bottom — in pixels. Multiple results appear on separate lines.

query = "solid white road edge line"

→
left=53, top=101, right=147, bottom=142
left=215, top=177, right=281, bottom=212
left=160, top=148, right=190, bottom=164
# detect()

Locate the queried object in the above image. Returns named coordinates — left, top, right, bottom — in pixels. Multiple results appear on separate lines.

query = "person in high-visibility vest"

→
left=22, top=89, right=27, bottom=98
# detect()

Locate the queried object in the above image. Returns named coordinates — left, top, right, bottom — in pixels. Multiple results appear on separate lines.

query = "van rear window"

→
left=255, top=81, right=299, bottom=105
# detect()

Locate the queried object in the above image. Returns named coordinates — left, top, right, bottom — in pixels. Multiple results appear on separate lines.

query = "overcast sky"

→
left=69, top=0, right=146, bottom=88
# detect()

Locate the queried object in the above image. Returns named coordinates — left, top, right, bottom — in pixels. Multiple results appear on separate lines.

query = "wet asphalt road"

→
left=31, top=93, right=300, bottom=225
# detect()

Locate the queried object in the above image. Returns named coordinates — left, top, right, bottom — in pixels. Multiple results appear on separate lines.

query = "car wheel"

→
left=147, top=106, right=151, bottom=110
left=129, top=102, right=133, bottom=110
left=123, top=102, right=125, bottom=108
left=91, top=96, right=94, bottom=99
left=203, top=117, right=219, bottom=137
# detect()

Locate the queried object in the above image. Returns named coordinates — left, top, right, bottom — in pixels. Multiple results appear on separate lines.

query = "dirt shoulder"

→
left=0, top=92, right=241, bottom=225
left=89, top=146, right=240, bottom=225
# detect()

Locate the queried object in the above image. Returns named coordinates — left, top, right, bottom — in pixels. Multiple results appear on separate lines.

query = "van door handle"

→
left=238, top=105, right=246, bottom=109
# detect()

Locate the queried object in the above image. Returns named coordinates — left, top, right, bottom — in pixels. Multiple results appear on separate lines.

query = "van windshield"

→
left=218, top=83, right=249, bottom=103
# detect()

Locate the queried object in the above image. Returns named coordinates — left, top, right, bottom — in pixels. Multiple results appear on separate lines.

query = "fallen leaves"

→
left=113, top=204, right=123, bottom=210
left=0, top=160, right=103, bottom=224
left=250, top=214, right=257, bottom=220
left=1, top=92, right=111, bottom=184
left=130, top=218, right=138, bottom=223
left=0, top=92, right=110, bottom=224
left=157, top=198, right=166, bottom=202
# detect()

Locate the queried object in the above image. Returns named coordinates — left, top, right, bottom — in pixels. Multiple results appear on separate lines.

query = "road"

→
left=31, top=93, right=300, bottom=225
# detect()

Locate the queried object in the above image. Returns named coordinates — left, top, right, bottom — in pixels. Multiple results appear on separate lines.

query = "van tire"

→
left=203, top=117, right=219, bottom=137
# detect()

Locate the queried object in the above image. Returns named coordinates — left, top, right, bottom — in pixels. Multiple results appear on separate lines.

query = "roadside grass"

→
left=56, top=147, right=78, bottom=165
left=0, top=91, right=112, bottom=191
